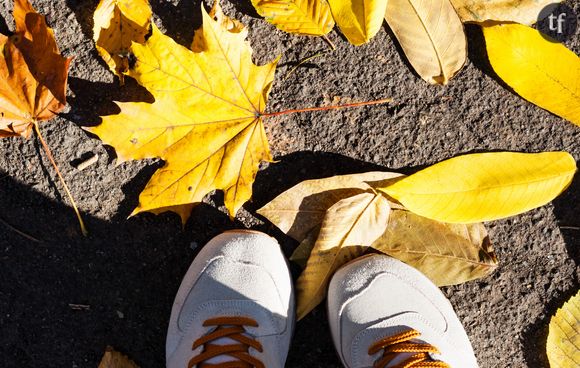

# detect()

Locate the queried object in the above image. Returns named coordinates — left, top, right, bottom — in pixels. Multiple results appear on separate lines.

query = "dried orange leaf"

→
left=0, top=0, right=71, bottom=138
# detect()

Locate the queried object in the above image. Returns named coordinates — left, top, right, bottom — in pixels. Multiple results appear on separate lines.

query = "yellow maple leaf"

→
left=91, top=3, right=277, bottom=223
left=93, top=0, right=152, bottom=84
left=378, top=152, right=576, bottom=223
left=547, top=290, right=580, bottom=367
left=483, top=23, right=580, bottom=126
left=251, top=0, right=335, bottom=36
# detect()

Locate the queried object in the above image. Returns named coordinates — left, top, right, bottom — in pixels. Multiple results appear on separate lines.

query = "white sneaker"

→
left=166, top=230, right=295, bottom=368
left=327, top=255, right=479, bottom=368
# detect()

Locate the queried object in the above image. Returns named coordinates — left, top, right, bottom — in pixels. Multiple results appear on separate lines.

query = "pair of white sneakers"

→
left=166, top=230, right=479, bottom=368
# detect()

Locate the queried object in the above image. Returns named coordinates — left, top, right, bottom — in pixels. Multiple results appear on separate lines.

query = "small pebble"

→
left=190, top=241, right=199, bottom=251
left=116, top=310, right=124, bottom=319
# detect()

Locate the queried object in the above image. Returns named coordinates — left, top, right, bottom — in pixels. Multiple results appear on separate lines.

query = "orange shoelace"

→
left=188, top=316, right=264, bottom=368
left=368, top=329, right=450, bottom=368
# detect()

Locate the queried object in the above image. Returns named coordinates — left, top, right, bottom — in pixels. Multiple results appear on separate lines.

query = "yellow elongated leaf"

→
left=483, top=23, right=580, bottom=126
left=98, top=346, right=139, bottom=368
left=547, top=290, right=580, bottom=368
left=296, top=192, right=391, bottom=320
left=327, top=0, right=389, bottom=45
left=371, top=210, right=497, bottom=286
left=93, top=0, right=152, bottom=83
left=91, top=4, right=277, bottom=223
left=379, top=152, right=576, bottom=223
left=257, top=171, right=402, bottom=242
left=251, top=0, right=335, bottom=36
left=449, top=0, right=556, bottom=25
left=385, top=0, right=467, bottom=84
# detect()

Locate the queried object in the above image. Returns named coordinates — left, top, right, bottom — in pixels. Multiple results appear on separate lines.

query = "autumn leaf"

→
left=98, top=346, right=140, bottom=368
left=295, top=191, right=391, bottom=319
left=93, top=0, right=152, bottom=84
left=547, top=290, right=580, bottom=367
left=483, top=23, right=580, bottom=126
left=251, top=0, right=335, bottom=36
left=327, top=0, right=388, bottom=45
left=385, top=0, right=467, bottom=84
left=378, top=152, right=576, bottom=223
left=371, top=210, right=497, bottom=286
left=290, top=225, right=320, bottom=268
left=91, top=4, right=278, bottom=223
left=257, top=171, right=402, bottom=241
left=0, top=0, right=72, bottom=138
left=449, top=0, right=556, bottom=25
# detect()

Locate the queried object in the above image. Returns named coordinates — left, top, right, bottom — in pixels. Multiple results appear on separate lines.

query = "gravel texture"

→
left=0, top=0, right=578, bottom=367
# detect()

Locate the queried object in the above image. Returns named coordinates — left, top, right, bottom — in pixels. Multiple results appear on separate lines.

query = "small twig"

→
left=284, top=50, right=331, bottom=80
left=74, top=153, right=99, bottom=171
left=0, top=216, right=41, bottom=242
left=560, top=226, right=580, bottom=230
left=33, top=122, right=88, bottom=236
left=261, top=98, right=393, bottom=118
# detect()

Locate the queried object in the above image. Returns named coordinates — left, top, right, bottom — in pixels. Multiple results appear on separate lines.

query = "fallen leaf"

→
left=547, top=290, right=580, bottom=368
left=483, top=23, right=580, bottom=126
left=296, top=191, right=391, bottom=319
left=449, top=0, right=556, bottom=25
left=327, top=0, right=389, bottom=45
left=98, top=346, right=140, bottom=368
left=290, top=225, right=320, bottom=268
left=385, top=0, right=467, bottom=84
left=0, top=0, right=71, bottom=138
left=257, top=171, right=402, bottom=242
left=93, top=0, right=152, bottom=83
left=91, top=4, right=278, bottom=222
left=371, top=210, right=497, bottom=286
left=378, top=152, right=576, bottom=223
left=251, top=0, right=335, bottom=36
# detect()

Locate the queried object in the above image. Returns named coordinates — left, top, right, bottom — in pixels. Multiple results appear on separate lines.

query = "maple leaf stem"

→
left=261, top=98, right=392, bottom=118
left=33, top=122, right=88, bottom=237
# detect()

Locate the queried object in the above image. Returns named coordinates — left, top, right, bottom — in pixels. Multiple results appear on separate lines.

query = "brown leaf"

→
left=258, top=172, right=402, bottom=242
left=296, top=192, right=391, bottom=319
left=0, top=0, right=71, bottom=138
left=98, top=346, right=140, bottom=368
left=371, top=209, right=498, bottom=286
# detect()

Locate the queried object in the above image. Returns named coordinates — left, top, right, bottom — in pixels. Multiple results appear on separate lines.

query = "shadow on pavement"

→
left=521, top=159, right=579, bottom=367
left=1, top=150, right=392, bottom=368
